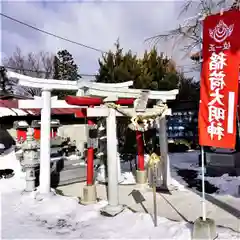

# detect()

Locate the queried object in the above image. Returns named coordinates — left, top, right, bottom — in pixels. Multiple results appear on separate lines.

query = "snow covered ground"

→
left=1, top=150, right=239, bottom=239
left=202, top=174, right=240, bottom=196
left=170, top=151, right=199, bottom=171
left=96, top=153, right=189, bottom=189
left=170, top=150, right=240, bottom=197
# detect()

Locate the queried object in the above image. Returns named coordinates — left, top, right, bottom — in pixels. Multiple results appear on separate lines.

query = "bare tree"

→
left=3, top=47, right=54, bottom=97
left=146, top=0, right=240, bottom=63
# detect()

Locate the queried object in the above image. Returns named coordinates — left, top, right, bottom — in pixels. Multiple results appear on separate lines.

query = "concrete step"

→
left=60, top=166, right=86, bottom=179
left=63, top=160, right=85, bottom=170
left=58, top=176, right=86, bottom=186
left=58, top=165, right=86, bottom=186
left=52, top=159, right=85, bottom=172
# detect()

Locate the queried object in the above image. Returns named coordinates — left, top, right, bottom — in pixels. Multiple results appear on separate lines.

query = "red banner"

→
left=199, top=10, right=240, bottom=149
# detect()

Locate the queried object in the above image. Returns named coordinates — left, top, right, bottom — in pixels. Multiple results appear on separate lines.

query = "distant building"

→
left=0, top=99, right=87, bottom=153
left=166, top=100, right=198, bottom=142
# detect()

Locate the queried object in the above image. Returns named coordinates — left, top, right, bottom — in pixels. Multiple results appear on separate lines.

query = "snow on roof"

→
left=0, top=100, right=86, bottom=118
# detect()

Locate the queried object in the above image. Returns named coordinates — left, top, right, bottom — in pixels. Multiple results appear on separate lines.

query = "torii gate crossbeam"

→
left=6, top=70, right=178, bottom=207
left=66, top=95, right=175, bottom=216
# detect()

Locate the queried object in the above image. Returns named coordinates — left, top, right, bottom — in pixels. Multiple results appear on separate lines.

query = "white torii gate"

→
left=86, top=102, right=174, bottom=215
left=6, top=71, right=133, bottom=196
left=6, top=71, right=178, bottom=210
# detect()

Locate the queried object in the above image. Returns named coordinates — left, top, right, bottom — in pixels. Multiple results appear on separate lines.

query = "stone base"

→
left=136, top=170, right=147, bottom=184
left=205, top=152, right=240, bottom=176
left=21, top=189, right=37, bottom=196
left=35, top=190, right=55, bottom=201
left=144, top=184, right=177, bottom=194
left=135, top=183, right=148, bottom=192
left=192, top=217, right=217, bottom=240
left=25, top=181, right=36, bottom=192
left=206, top=165, right=240, bottom=177
left=100, top=204, right=124, bottom=217
left=81, top=185, right=97, bottom=205
left=156, top=184, right=178, bottom=192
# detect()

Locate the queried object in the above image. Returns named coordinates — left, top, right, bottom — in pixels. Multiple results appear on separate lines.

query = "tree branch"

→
left=145, top=0, right=234, bottom=61
left=3, top=47, right=54, bottom=97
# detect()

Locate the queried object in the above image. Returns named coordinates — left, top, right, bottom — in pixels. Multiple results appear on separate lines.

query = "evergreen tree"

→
left=96, top=40, right=200, bottom=101
left=95, top=40, right=201, bottom=155
left=53, top=56, right=60, bottom=80
left=96, top=40, right=136, bottom=84
left=96, top=41, right=196, bottom=156
left=52, top=50, right=81, bottom=99
left=96, top=41, right=182, bottom=91
left=0, top=67, right=13, bottom=97
left=136, top=48, right=180, bottom=90
left=53, top=50, right=80, bottom=80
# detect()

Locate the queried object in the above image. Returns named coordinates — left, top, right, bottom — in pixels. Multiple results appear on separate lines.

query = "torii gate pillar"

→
left=100, top=97, right=124, bottom=216
left=39, top=88, right=52, bottom=195
left=158, top=116, right=171, bottom=188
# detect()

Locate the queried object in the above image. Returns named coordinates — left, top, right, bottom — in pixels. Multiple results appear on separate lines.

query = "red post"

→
left=87, top=119, right=95, bottom=185
left=16, top=129, right=27, bottom=141
left=33, top=128, right=57, bottom=139
left=33, top=128, right=41, bottom=140
left=50, top=128, right=58, bottom=138
left=64, top=96, right=138, bottom=185
left=136, top=131, right=145, bottom=171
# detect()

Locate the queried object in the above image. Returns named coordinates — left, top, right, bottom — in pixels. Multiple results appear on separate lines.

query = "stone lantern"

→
left=13, top=120, right=29, bottom=143
left=31, top=120, right=41, bottom=140
left=22, top=128, right=40, bottom=192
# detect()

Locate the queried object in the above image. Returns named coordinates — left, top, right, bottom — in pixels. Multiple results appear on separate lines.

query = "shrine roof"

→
left=0, top=100, right=86, bottom=118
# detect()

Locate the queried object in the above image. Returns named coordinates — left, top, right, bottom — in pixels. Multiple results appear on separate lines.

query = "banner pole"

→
left=200, top=146, right=206, bottom=221
left=199, top=15, right=206, bottom=222
left=153, top=163, right=157, bottom=227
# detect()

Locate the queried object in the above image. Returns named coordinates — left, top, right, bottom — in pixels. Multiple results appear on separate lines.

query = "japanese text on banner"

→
left=198, top=10, right=240, bottom=149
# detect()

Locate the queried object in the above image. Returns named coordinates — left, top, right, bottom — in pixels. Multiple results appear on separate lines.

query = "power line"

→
left=1, top=13, right=106, bottom=54
left=1, top=13, right=197, bottom=76
left=1, top=12, right=200, bottom=66
left=5, top=64, right=196, bottom=76
left=4, top=65, right=97, bottom=77
left=4, top=63, right=197, bottom=76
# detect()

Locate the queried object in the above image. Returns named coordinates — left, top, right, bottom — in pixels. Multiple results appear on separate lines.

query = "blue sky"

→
left=1, top=1, right=200, bottom=78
